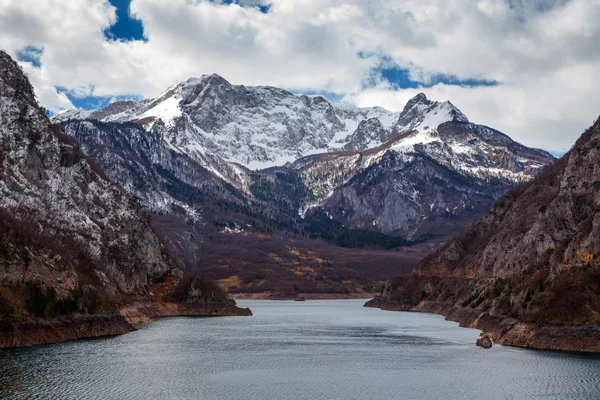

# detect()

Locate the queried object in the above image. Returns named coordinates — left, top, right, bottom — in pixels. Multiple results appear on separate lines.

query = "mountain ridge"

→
left=54, top=73, right=554, bottom=296
left=366, top=116, right=600, bottom=352
left=0, top=51, right=250, bottom=348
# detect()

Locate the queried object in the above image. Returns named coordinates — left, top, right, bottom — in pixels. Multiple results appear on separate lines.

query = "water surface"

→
left=1, top=300, right=599, bottom=399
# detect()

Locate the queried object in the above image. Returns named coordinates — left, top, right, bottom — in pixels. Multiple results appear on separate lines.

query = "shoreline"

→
left=365, top=298, right=600, bottom=353
left=0, top=314, right=135, bottom=349
left=230, top=292, right=376, bottom=300
left=0, top=301, right=252, bottom=349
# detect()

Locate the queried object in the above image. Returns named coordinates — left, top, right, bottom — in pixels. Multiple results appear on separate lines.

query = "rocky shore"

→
left=231, top=292, right=375, bottom=300
left=365, top=297, right=600, bottom=353
left=0, top=314, right=135, bottom=349
left=0, top=301, right=252, bottom=349
left=119, top=301, right=252, bottom=324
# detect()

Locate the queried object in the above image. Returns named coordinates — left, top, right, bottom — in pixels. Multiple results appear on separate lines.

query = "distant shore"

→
left=365, top=298, right=600, bottom=353
left=231, top=292, right=375, bottom=300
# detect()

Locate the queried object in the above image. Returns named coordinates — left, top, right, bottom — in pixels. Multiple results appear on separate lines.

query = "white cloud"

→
left=0, top=0, right=599, bottom=152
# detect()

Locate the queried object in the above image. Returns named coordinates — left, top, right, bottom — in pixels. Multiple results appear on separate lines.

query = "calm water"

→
left=1, top=300, right=599, bottom=399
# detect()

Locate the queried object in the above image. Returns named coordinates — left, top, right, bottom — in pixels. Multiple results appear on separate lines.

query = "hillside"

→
left=0, top=51, right=249, bottom=348
left=366, top=117, right=600, bottom=352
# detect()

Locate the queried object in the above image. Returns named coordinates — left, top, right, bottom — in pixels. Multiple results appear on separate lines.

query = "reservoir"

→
left=1, top=300, right=599, bottom=399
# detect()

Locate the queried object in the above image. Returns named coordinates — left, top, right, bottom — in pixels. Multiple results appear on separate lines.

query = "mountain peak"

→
left=183, top=74, right=231, bottom=90
left=400, top=92, right=432, bottom=114
left=411, top=92, right=428, bottom=103
left=0, top=50, right=37, bottom=105
left=202, top=73, right=230, bottom=86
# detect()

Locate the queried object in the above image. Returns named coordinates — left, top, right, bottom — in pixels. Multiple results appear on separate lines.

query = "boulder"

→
left=476, top=334, right=493, bottom=349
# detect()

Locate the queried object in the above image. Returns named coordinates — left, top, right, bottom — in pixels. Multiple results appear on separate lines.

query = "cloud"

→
left=0, top=0, right=599, bottom=152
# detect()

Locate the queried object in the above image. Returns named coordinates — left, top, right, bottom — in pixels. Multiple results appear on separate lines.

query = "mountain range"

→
left=54, top=74, right=553, bottom=236
left=52, top=73, right=554, bottom=296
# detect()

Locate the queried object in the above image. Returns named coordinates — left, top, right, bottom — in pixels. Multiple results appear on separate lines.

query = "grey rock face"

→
left=322, top=151, right=509, bottom=239
left=343, top=118, right=389, bottom=151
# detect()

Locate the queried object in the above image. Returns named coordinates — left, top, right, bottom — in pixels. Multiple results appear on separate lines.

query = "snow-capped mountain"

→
left=53, top=74, right=402, bottom=170
left=55, top=74, right=554, bottom=243
left=54, top=74, right=549, bottom=181
left=293, top=103, right=552, bottom=214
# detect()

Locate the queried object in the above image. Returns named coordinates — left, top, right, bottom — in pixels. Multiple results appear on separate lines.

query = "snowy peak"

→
left=402, top=92, right=429, bottom=111
left=394, top=93, right=469, bottom=136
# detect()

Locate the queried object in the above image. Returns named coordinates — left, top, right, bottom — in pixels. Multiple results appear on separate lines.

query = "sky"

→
left=1, top=0, right=599, bottom=154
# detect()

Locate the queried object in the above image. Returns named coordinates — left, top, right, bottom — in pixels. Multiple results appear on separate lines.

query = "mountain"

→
left=55, top=76, right=553, bottom=238
left=366, top=117, right=600, bottom=352
left=53, top=75, right=551, bottom=178
left=53, top=74, right=400, bottom=171
left=292, top=103, right=552, bottom=238
left=0, top=51, right=249, bottom=348
left=54, top=74, right=553, bottom=297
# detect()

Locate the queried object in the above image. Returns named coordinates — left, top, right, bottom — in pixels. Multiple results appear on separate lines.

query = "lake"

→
left=1, top=300, right=599, bottom=399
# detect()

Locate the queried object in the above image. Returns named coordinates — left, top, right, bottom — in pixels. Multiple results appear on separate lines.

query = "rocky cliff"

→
left=366, top=117, right=600, bottom=352
left=0, top=51, right=249, bottom=348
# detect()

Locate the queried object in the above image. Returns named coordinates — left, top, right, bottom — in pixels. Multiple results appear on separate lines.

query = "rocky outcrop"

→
left=476, top=334, right=493, bottom=349
left=366, top=116, right=600, bottom=352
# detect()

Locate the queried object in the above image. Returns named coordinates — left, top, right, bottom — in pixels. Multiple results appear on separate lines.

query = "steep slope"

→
left=0, top=51, right=249, bottom=348
left=366, top=117, right=600, bottom=352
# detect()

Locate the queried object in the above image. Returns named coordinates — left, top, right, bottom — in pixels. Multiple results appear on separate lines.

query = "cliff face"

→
left=0, top=51, right=249, bottom=348
left=367, top=117, right=600, bottom=352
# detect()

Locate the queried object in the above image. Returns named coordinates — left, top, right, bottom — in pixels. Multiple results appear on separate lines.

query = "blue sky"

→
left=55, top=86, right=142, bottom=110
left=104, top=0, right=145, bottom=42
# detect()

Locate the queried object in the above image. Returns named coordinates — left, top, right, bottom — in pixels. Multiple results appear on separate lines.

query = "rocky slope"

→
left=0, top=51, right=249, bottom=348
left=366, top=117, right=600, bottom=352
